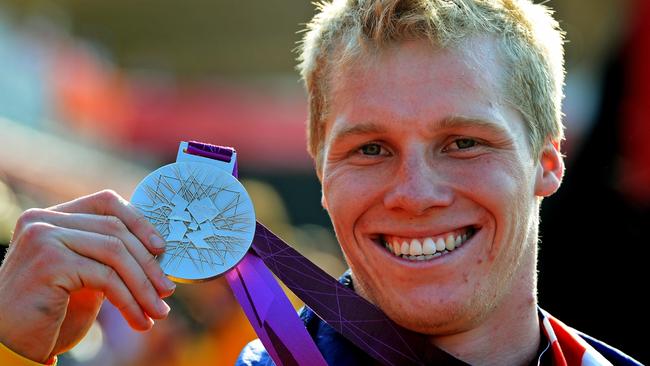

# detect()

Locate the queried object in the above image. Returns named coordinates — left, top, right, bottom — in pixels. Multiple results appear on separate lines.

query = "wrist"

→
left=0, top=341, right=57, bottom=365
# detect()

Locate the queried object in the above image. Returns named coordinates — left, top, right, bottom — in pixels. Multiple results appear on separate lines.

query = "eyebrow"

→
left=328, top=122, right=388, bottom=144
left=437, top=116, right=512, bottom=137
left=328, top=116, right=512, bottom=145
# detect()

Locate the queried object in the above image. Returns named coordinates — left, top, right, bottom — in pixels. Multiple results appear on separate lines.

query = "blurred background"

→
left=0, top=0, right=647, bottom=364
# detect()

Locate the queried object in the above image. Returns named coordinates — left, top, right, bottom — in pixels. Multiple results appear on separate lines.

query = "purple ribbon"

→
left=225, top=252, right=326, bottom=365
left=187, top=141, right=234, bottom=162
left=211, top=142, right=326, bottom=366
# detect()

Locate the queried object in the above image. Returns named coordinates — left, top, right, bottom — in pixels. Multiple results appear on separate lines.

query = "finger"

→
left=48, top=190, right=167, bottom=256
left=53, top=226, right=171, bottom=320
left=23, top=209, right=175, bottom=297
left=63, top=253, right=155, bottom=331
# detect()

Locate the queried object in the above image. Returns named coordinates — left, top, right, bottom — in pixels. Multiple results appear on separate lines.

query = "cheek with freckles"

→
left=323, top=164, right=393, bottom=224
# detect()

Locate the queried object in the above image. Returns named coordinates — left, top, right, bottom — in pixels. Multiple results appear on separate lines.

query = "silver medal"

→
left=131, top=161, right=256, bottom=283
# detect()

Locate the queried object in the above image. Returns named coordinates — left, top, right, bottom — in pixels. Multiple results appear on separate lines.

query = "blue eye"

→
left=454, top=138, right=477, bottom=149
left=360, top=143, right=382, bottom=155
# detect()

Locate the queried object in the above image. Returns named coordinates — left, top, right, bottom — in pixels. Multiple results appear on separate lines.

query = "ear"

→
left=534, top=139, right=564, bottom=197
left=321, top=190, right=329, bottom=211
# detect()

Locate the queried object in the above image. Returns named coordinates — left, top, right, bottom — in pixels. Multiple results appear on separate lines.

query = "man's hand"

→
left=0, top=190, right=176, bottom=363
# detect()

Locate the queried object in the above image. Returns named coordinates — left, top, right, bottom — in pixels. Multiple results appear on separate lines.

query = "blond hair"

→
left=297, top=0, right=565, bottom=172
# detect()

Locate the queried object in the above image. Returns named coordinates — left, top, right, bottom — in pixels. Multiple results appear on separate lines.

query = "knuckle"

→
left=143, top=253, right=159, bottom=269
left=102, top=265, right=122, bottom=292
left=95, top=189, right=122, bottom=209
left=133, top=213, right=148, bottom=227
left=142, top=254, right=163, bottom=276
left=102, top=235, right=126, bottom=257
left=20, top=222, right=53, bottom=243
left=15, top=208, right=45, bottom=232
left=93, top=189, right=131, bottom=217
left=97, top=189, right=119, bottom=201
left=105, top=215, right=127, bottom=234
left=112, top=298, right=131, bottom=313
left=139, top=275, right=152, bottom=292
left=20, top=208, right=45, bottom=222
left=102, top=266, right=120, bottom=288
left=133, top=214, right=153, bottom=233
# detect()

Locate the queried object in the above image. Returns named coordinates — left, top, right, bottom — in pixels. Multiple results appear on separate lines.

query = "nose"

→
left=383, top=155, right=454, bottom=215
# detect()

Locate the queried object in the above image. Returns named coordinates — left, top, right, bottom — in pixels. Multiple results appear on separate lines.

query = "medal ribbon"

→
left=185, top=141, right=465, bottom=366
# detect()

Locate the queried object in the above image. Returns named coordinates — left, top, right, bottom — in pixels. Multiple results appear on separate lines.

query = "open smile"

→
left=374, top=226, right=478, bottom=261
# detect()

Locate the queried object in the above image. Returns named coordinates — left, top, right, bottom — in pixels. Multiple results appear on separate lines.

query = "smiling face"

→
left=320, top=37, right=563, bottom=335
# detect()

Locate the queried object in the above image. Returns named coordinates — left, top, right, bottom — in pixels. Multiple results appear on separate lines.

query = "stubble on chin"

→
left=351, top=269, right=500, bottom=336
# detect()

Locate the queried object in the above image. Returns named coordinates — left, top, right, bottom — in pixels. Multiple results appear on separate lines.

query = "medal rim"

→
left=131, top=161, right=256, bottom=283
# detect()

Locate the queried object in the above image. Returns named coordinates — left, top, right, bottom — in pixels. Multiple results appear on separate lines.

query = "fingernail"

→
left=158, top=299, right=171, bottom=316
left=162, top=276, right=176, bottom=291
left=150, top=234, right=166, bottom=250
left=145, top=316, right=155, bottom=329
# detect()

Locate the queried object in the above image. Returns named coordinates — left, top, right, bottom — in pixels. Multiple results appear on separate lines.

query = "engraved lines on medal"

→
left=135, top=164, right=252, bottom=276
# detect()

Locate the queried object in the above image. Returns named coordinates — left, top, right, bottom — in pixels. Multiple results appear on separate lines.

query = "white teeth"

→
left=422, top=238, right=436, bottom=255
left=409, top=239, right=423, bottom=256
left=445, top=235, right=456, bottom=251
left=400, top=241, right=410, bottom=255
left=383, top=228, right=475, bottom=261
left=435, top=238, right=446, bottom=252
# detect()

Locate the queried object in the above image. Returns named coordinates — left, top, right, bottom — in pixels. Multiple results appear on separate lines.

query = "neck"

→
left=431, top=250, right=541, bottom=365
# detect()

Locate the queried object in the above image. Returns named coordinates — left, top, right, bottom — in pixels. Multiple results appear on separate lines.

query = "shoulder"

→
left=577, top=331, right=644, bottom=366
left=539, top=307, right=643, bottom=366
left=235, top=339, right=275, bottom=366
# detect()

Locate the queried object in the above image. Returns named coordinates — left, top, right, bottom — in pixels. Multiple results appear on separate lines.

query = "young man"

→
left=238, top=0, right=640, bottom=365
left=0, top=1, right=641, bottom=365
